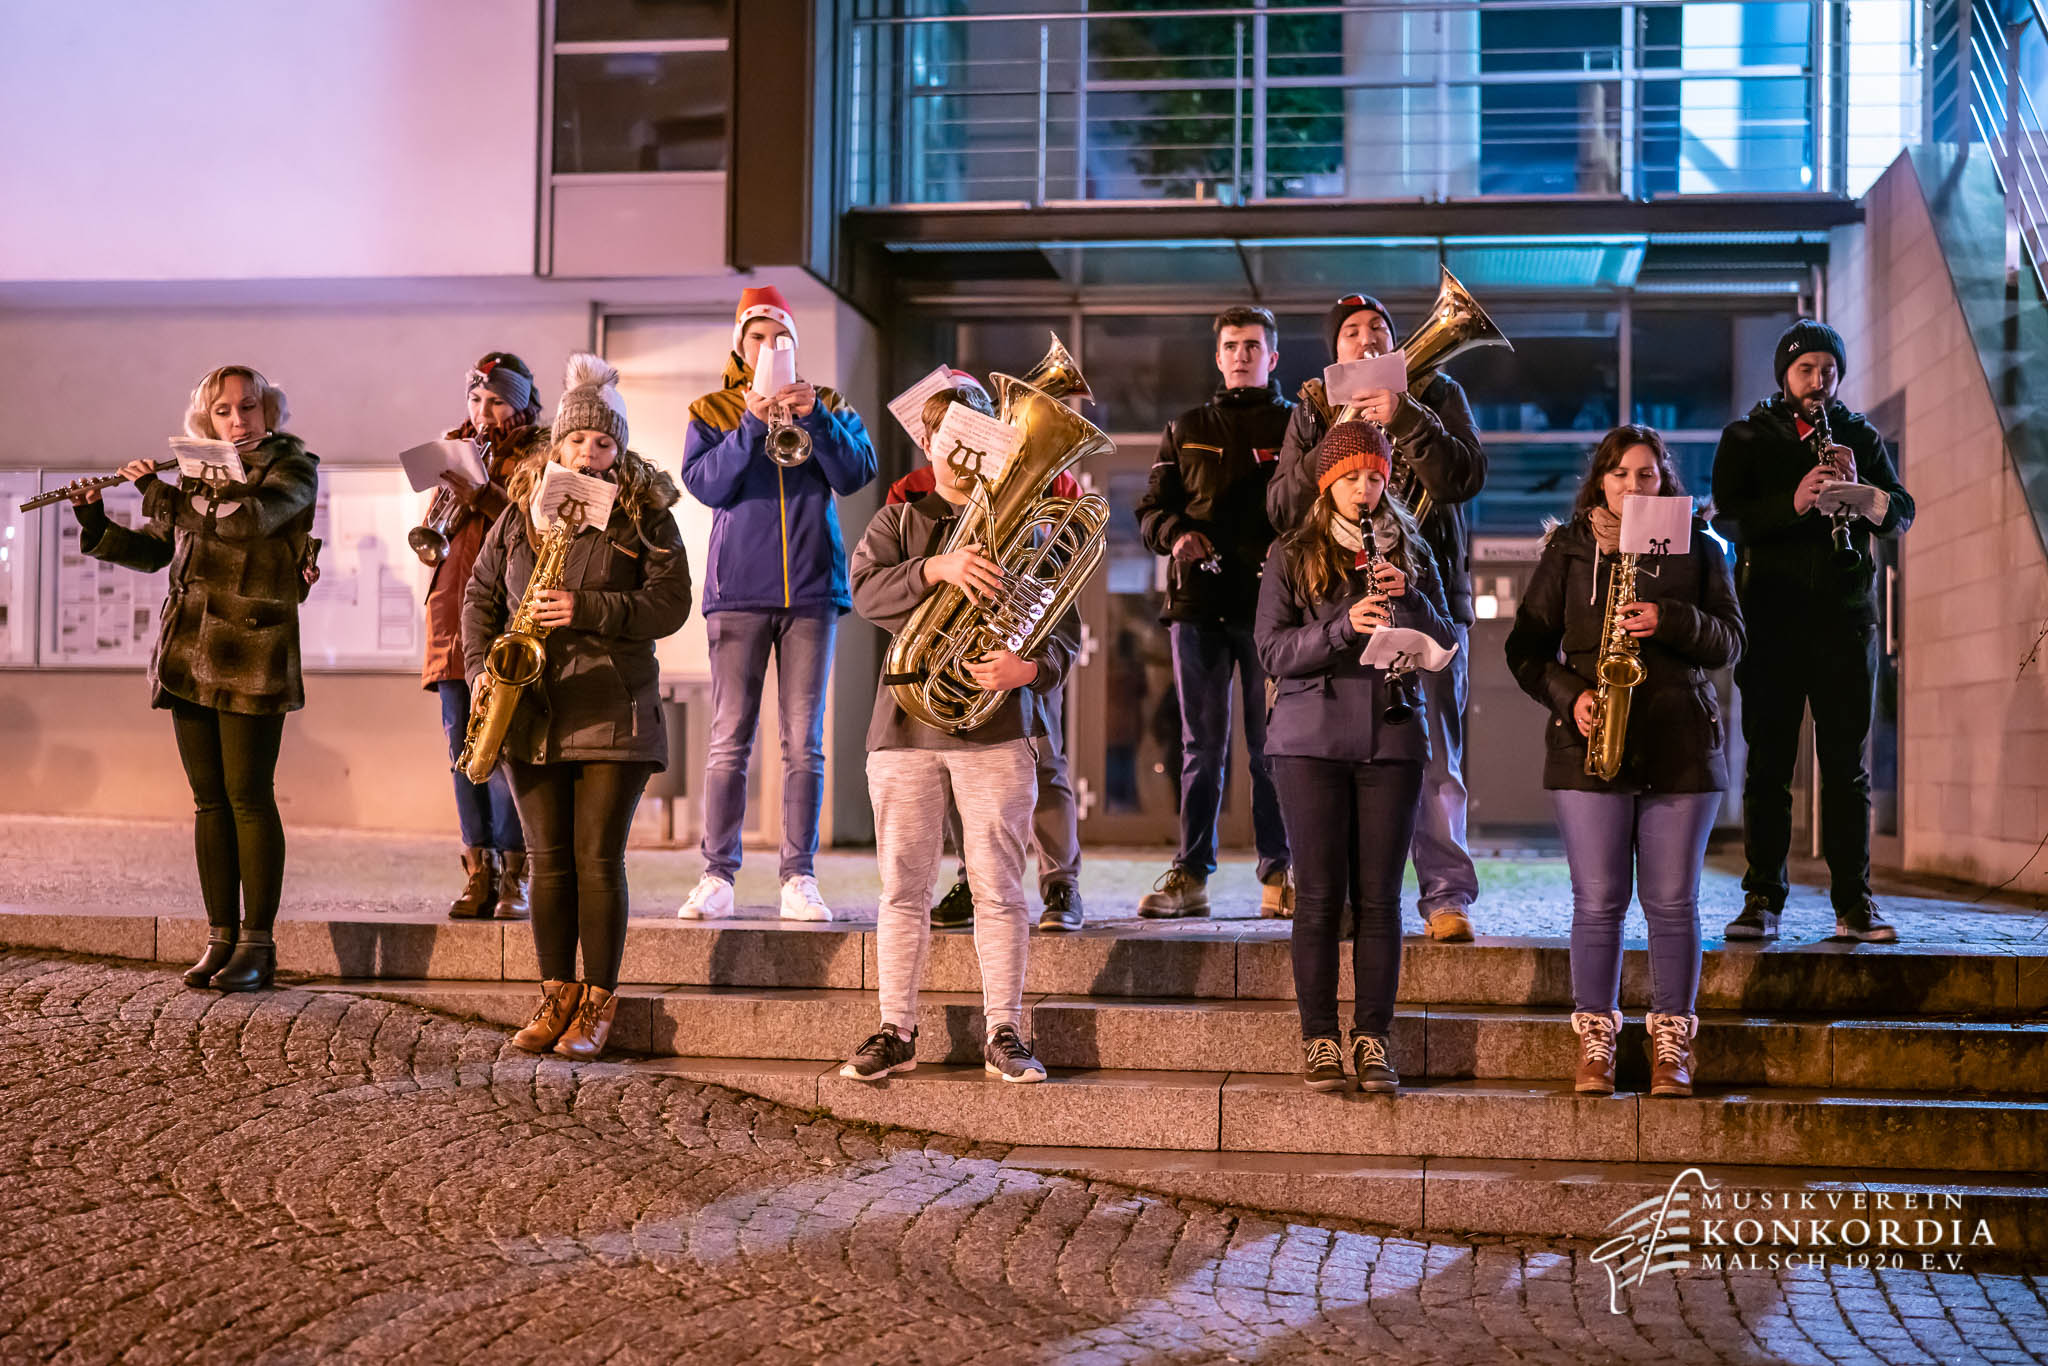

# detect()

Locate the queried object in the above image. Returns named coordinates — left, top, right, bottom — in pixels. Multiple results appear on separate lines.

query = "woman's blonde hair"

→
left=184, top=365, right=290, bottom=440
left=506, top=440, right=679, bottom=541
left=1279, top=483, right=1425, bottom=608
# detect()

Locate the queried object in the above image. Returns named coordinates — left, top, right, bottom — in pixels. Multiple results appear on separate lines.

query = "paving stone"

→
left=1219, top=1076, right=1641, bottom=1162
left=302, top=979, right=662, bottom=1056
left=819, top=1066, right=1226, bottom=1150
left=1000, top=1148, right=1426, bottom=1228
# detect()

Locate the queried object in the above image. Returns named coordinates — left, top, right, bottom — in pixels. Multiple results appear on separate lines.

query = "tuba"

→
left=1309, top=266, right=1512, bottom=522
left=884, top=335, right=1111, bottom=735
left=457, top=504, right=583, bottom=783
left=1584, top=552, right=1647, bottom=781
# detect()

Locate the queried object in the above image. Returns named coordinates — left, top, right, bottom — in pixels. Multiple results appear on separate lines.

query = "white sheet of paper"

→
left=1360, top=626, right=1460, bottom=674
left=1816, top=482, right=1889, bottom=524
left=1619, top=495, right=1695, bottom=556
left=1321, top=350, right=1409, bottom=406
left=531, top=463, right=616, bottom=534
left=887, top=364, right=960, bottom=447
left=397, top=439, right=488, bottom=494
left=167, top=438, right=244, bottom=486
left=930, top=403, right=1024, bottom=487
left=750, top=337, right=797, bottom=398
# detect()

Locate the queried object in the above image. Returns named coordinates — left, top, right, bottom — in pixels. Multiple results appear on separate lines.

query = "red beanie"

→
left=734, top=286, right=798, bottom=351
left=1316, top=421, right=1393, bottom=492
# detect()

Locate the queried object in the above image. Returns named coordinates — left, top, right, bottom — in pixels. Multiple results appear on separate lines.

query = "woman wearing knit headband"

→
left=462, top=355, right=694, bottom=1061
left=1255, top=420, right=1455, bottom=1094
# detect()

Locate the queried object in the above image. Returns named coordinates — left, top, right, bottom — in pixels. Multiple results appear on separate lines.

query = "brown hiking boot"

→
left=1571, top=1010, right=1622, bottom=1095
left=1424, top=907, right=1474, bottom=941
left=448, top=848, right=499, bottom=919
left=1138, top=866, right=1210, bottom=919
left=511, top=980, right=584, bottom=1053
left=555, top=986, right=619, bottom=1060
left=494, top=851, right=530, bottom=920
left=1259, top=868, right=1294, bottom=919
left=1646, top=1012, right=1698, bottom=1097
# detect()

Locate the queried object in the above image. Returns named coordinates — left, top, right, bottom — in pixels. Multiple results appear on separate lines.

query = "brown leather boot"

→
left=511, top=980, right=584, bottom=1053
left=554, top=985, right=618, bottom=1060
left=494, top=851, right=530, bottom=920
left=448, top=848, right=499, bottom=920
left=1646, top=1012, right=1698, bottom=1098
left=1571, top=1010, right=1622, bottom=1094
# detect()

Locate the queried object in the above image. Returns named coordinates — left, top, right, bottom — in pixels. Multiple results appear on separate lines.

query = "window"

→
left=550, top=0, right=730, bottom=175
left=556, top=0, right=728, bottom=43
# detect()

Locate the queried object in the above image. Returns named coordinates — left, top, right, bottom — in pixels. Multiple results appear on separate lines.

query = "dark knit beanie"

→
left=1324, top=294, right=1397, bottom=360
left=1774, top=320, right=1847, bottom=389
left=1316, top=420, right=1394, bottom=492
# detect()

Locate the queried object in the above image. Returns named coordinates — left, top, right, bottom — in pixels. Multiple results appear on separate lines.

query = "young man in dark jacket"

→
left=1133, top=305, right=1295, bottom=918
left=677, top=286, right=878, bottom=924
left=1711, top=320, right=1914, bottom=943
left=1267, top=295, right=1488, bottom=941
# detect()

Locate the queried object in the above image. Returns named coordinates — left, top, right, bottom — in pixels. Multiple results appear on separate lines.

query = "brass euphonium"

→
left=457, top=504, right=583, bottom=783
left=884, top=334, right=1112, bottom=735
left=1584, top=552, right=1647, bottom=781
left=1310, top=266, right=1513, bottom=522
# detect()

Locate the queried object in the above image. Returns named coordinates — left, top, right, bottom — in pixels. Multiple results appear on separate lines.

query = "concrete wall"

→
left=1827, top=156, right=2048, bottom=895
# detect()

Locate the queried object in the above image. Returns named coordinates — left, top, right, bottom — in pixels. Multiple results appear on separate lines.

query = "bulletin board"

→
left=0, top=473, right=42, bottom=666
left=298, top=468, right=432, bottom=669
left=39, top=481, right=166, bottom=666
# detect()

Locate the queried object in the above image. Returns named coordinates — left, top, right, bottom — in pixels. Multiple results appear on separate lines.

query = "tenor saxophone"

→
left=457, top=507, right=583, bottom=782
left=1584, top=552, right=1646, bottom=781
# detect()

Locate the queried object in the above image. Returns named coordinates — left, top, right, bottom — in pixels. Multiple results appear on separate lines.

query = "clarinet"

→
left=1360, top=540, right=1420, bottom=726
left=1805, top=398, right=1859, bottom=569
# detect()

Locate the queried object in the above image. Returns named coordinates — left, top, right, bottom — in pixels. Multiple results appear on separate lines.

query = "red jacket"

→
left=421, top=423, right=542, bottom=688
left=885, top=465, right=1082, bottom=505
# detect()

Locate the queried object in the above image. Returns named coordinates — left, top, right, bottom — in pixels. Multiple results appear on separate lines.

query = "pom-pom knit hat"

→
left=1316, top=420, right=1394, bottom=492
left=555, top=353, right=628, bottom=450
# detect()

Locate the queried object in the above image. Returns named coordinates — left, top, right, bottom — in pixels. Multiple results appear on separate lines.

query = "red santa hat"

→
left=733, top=285, right=798, bottom=352
left=945, top=367, right=989, bottom=401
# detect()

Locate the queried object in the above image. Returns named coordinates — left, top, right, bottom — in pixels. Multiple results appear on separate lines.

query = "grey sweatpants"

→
left=869, top=741, right=1037, bottom=1034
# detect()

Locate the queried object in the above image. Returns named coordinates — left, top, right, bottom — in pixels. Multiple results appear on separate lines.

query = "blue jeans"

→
left=1412, top=624, right=1478, bottom=916
left=701, top=608, right=836, bottom=881
left=1169, top=621, right=1289, bottom=881
left=437, top=680, right=522, bottom=850
left=1553, top=789, right=1720, bottom=1016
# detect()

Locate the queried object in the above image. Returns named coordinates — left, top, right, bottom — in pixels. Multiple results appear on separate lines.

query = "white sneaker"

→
left=677, top=875, right=733, bottom=920
left=779, top=874, right=833, bottom=922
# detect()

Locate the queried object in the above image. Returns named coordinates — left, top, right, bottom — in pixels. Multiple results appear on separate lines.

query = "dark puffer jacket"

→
left=462, top=464, right=694, bottom=769
left=1135, top=381, right=1293, bottom=625
left=1503, top=516, right=1745, bottom=793
left=74, top=434, right=320, bottom=715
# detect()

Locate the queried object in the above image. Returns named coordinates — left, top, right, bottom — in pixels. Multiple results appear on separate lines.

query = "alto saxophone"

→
left=1584, top=552, right=1646, bottom=781
left=457, top=506, right=584, bottom=782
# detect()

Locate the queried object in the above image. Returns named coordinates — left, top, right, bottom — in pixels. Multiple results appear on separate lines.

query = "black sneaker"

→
left=1137, top=866, right=1211, bottom=919
left=1301, top=1037, right=1346, bottom=1092
left=983, top=1023, right=1047, bottom=1083
left=931, top=879, right=974, bottom=929
left=1835, top=899, right=1898, bottom=943
left=1038, top=883, right=1083, bottom=932
left=1723, top=893, right=1781, bottom=941
left=1350, top=1032, right=1400, bottom=1094
left=840, top=1025, right=918, bottom=1081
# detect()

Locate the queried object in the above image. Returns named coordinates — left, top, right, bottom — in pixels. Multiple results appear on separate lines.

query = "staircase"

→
left=11, top=909, right=2043, bottom=1255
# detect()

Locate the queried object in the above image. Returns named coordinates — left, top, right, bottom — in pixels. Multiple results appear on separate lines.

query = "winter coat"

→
left=461, top=465, right=694, bottom=769
left=1503, top=516, right=1745, bottom=794
left=849, top=493, right=1079, bottom=751
left=681, top=353, right=877, bottom=616
left=887, top=464, right=1081, bottom=504
left=421, top=422, right=546, bottom=688
left=1267, top=372, right=1486, bottom=625
left=74, top=434, right=320, bottom=715
left=1253, top=532, right=1456, bottom=767
left=1709, top=395, right=1913, bottom=633
left=1135, top=381, right=1294, bottom=625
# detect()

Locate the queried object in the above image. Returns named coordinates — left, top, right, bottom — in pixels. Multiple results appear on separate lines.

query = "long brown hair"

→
left=1279, top=483, right=1424, bottom=607
left=1571, top=424, right=1686, bottom=519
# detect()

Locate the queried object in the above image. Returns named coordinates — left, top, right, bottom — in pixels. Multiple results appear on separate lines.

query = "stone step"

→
left=993, top=1149, right=2048, bottom=1258
left=307, top=980, right=2048, bottom=1097
left=8, top=909, right=2044, bottom=1015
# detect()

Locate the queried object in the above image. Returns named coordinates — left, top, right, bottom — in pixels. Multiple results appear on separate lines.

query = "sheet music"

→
left=1322, top=351, right=1409, bottom=406
left=750, top=337, right=797, bottom=397
left=1359, top=626, right=1460, bottom=673
left=887, top=364, right=961, bottom=447
left=1816, top=482, right=1889, bottom=524
left=398, top=438, right=488, bottom=493
left=168, top=438, right=245, bottom=486
left=532, top=463, right=616, bottom=534
left=1619, top=495, right=1694, bottom=556
left=929, top=403, right=1023, bottom=487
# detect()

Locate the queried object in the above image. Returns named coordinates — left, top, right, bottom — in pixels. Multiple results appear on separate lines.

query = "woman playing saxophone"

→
left=1504, top=426, right=1743, bottom=1101
left=461, top=355, right=692, bottom=1062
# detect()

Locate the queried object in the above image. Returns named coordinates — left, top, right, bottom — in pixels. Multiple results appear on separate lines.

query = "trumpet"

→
left=766, top=402, right=812, bottom=466
left=409, top=436, right=488, bottom=567
left=20, top=460, right=178, bottom=512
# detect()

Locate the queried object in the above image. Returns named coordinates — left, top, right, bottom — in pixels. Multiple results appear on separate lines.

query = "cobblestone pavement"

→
left=3, top=954, right=2044, bottom=1366
left=4, top=815, right=2044, bottom=948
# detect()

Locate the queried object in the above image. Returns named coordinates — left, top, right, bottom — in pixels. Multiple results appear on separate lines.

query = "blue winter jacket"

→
left=681, top=353, right=878, bottom=614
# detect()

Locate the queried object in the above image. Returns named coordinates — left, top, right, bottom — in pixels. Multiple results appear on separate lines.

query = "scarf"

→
left=1329, top=507, right=1400, bottom=567
left=1589, top=505, right=1623, bottom=555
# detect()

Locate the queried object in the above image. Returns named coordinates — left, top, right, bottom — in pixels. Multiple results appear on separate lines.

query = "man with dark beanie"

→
left=1134, top=305, right=1295, bottom=918
left=1712, top=319, right=1913, bottom=943
left=1268, top=293, right=1487, bottom=941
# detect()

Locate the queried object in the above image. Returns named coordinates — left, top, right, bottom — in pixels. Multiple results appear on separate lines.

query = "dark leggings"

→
left=1270, top=756, right=1423, bottom=1040
left=505, top=759, right=655, bottom=992
left=168, top=697, right=288, bottom=933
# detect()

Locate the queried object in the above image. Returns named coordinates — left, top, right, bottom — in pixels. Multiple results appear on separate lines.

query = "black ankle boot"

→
left=183, top=927, right=238, bottom=988
left=212, top=929, right=276, bottom=993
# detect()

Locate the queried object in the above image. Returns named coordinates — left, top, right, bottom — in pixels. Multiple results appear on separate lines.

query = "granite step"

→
left=6, top=909, right=2044, bottom=1015
left=993, top=1149, right=2048, bottom=1257
left=304, top=979, right=2048, bottom=1097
